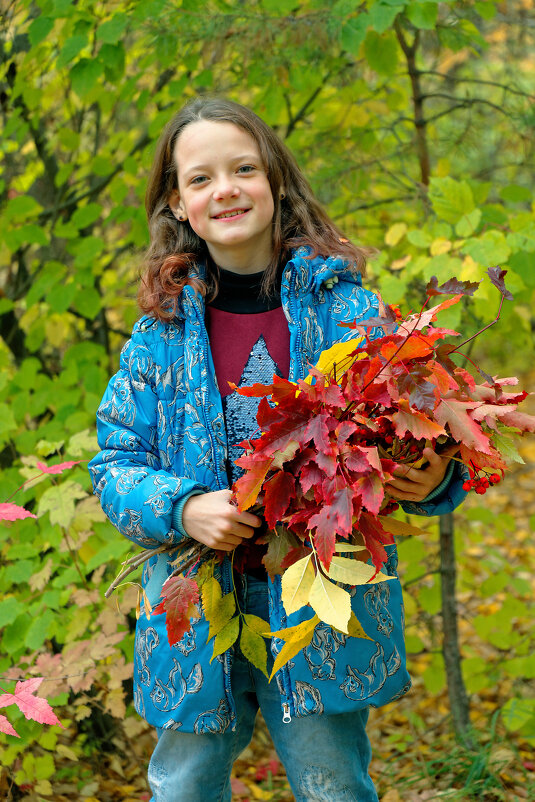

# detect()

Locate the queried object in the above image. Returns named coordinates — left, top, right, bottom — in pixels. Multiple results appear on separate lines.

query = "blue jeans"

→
left=148, top=575, right=379, bottom=802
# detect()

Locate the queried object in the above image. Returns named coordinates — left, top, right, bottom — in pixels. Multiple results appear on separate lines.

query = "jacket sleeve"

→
left=400, top=460, right=469, bottom=518
left=88, top=325, right=208, bottom=549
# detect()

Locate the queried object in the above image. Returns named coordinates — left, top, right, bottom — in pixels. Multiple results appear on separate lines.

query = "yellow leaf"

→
left=385, top=222, right=407, bottom=246
left=281, top=554, right=315, bottom=615
left=308, top=572, right=351, bottom=632
left=269, top=615, right=319, bottom=680
left=210, top=616, right=239, bottom=662
left=243, top=613, right=270, bottom=636
left=378, top=516, right=426, bottom=538
left=326, top=556, right=393, bottom=586
left=430, top=237, right=452, bottom=256
left=346, top=611, right=373, bottom=641
left=305, top=338, right=365, bottom=384
left=334, top=543, right=368, bottom=553
left=240, top=626, right=268, bottom=676
left=202, top=577, right=235, bottom=640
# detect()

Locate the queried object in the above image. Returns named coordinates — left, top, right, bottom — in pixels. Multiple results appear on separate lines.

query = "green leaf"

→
left=491, top=431, right=524, bottom=464
left=368, top=1, right=403, bottom=34
left=428, top=177, right=475, bottom=224
left=455, top=208, right=481, bottom=238
left=36, top=480, right=87, bottom=527
left=72, top=287, right=102, bottom=319
left=308, top=572, right=351, bottom=632
left=501, top=697, right=535, bottom=733
left=475, top=1, right=497, bottom=20
left=340, top=14, right=368, bottom=55
left=462, top=230, right=511, bottom=266
left=70, top=59, right=104, bottom=96
left=96, top=13, right=128, bottom=43
left=68, top=428, right=98, bottom=456
left=364, top=30, right=398, bottom=75
left=0, top=597, right=25, bottom=628
left=28, top=16, right=54, bottom=46
left=4, top=195, right=43, bottom=222
left=202, top=577, right=236, bottom=640
left=210, top=616, right=239, bottom=662
left=240, top=626, right=268, bottom=676
left=405, top=2, right=438, bottom=30
left=500, top=184, right=532, bottom=203
left=71, top=203, right=103, bottom=229
left=281, top=554, right=315, bottom=615
left=57, top=35, right=89, bottom=69
left=99, top=42, right=126, bottom=81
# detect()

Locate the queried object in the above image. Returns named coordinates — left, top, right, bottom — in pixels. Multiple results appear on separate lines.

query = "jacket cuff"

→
left=171, top=490, right=205, bottom=538
left=420, top=458, right=456, bottom=503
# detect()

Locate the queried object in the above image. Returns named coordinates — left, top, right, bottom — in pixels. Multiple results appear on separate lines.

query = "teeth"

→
left=216, top=210, right=246, bottom=219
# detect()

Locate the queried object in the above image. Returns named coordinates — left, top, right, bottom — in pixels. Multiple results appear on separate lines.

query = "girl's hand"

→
left=182, top=489, right=262, bottom=551
left=385, top=445, right=459, bottom=503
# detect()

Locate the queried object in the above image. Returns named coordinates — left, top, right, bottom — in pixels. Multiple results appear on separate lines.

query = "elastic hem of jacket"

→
left=420, top=458, right=456, bottom=503
left=171, top=490, right=205, bottom=538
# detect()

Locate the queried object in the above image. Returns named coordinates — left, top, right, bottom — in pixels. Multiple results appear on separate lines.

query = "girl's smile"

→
left=169, top=120, right=276, bottom=274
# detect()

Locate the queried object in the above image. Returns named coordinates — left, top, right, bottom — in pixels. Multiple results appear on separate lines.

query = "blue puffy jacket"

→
left=89, top=250, right=466, bottom=733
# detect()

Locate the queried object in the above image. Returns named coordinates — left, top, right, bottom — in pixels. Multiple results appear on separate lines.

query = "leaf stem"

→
left=450, top=294, right=504, bottom=353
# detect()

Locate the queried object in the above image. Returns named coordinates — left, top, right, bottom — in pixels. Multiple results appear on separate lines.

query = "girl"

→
left=89, top=98, right=466, bottom=802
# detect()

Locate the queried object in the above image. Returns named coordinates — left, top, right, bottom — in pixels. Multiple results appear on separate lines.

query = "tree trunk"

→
left=439, top=512, right=474, bottom=747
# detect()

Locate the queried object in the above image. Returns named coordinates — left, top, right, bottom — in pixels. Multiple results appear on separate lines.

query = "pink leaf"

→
left=434, top=399, right=493, bottom=452
left=0, top=502, right=37, bottom=521
left=0, top=678, right=62, bottom=727
left=36, top=460, right=81, bottom=475
left=0, top=714, right=19, bottom=738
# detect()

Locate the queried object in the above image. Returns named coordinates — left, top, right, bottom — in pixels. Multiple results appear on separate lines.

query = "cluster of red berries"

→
left=462, top=467, right=502, bottom=495
left=382, top=499, right=400, bottom=515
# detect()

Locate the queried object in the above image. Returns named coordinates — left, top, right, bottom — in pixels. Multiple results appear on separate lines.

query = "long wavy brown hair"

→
left=138, top=97, right=370, bottom=320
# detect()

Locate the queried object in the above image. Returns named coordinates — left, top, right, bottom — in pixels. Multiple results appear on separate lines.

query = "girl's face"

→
left=169, top=120, right=277, bottom=273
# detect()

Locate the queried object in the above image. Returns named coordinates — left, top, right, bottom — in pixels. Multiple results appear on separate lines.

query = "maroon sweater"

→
left=206, top=268, right=290, bottom=576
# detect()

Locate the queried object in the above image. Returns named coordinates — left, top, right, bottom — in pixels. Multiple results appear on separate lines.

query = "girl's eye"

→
left=191, top=176, right=208, bottom=185
left=237, top=165, right=255, bottom=174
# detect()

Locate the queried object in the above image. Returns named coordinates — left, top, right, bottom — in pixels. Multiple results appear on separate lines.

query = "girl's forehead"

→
left=174, top=120, right=261, bottom=168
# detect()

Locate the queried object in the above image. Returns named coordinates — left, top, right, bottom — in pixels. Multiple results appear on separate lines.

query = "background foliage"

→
left=1, top=0, right=534, bottom=798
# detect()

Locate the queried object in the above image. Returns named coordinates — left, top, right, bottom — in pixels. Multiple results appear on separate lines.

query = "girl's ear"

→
left=168, top=190, right=188, bottom=222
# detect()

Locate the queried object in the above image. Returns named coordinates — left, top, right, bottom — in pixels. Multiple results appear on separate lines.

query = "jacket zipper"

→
left=276, top=262, right=305, bottom=723
left=191, top=291, right=237, bottom=729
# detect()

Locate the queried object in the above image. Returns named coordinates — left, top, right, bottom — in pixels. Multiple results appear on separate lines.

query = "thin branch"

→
left=415, top=71, right=535, bottom=101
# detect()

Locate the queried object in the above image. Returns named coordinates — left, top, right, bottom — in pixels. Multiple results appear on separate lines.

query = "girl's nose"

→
left=212, top=176, right=239, bottom=201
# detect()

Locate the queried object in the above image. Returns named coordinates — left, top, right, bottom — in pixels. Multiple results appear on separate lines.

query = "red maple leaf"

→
left=434, top=398, right=492, bottom=452
left=358, top=513, right=395, bottom=574
left=153, top=576, right=200, bottom=647
left=0, top=503, right=37, bottom=521
left=309, top=486, right=353, bottom=568
left=264, top=472, right=296, bottom=528
left=0, top=678, right=62, bottom=728
left=36, top=460, right=81, bottom=475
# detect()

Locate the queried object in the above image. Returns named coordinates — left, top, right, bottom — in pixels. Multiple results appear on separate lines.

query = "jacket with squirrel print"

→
left=88, top=250, right=467, bottom=733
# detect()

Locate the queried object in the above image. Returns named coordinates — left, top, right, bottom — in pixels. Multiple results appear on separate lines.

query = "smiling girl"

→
left=89, top=98, right=466, bottom=802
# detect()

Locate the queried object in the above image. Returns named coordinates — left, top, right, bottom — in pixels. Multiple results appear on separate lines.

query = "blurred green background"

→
left=1, top=1, right=534, bottom=799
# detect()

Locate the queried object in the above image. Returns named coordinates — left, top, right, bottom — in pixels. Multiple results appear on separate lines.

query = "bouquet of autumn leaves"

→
left=132, top=268, right=534, bottom=678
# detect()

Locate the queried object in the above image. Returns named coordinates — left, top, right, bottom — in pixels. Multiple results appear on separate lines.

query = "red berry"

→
left=475, top=487, right=486, bottom=494
left=384, top=435, right=393, bottom=444
left=490, top=473, right=500, bottom=484
left=462, top=481, right=471, bottom=491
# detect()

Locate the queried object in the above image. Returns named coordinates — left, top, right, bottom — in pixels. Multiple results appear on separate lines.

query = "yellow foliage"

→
left=308, top=571, right=352, bottom=632
left=281, top=554, right=315, bottom=615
